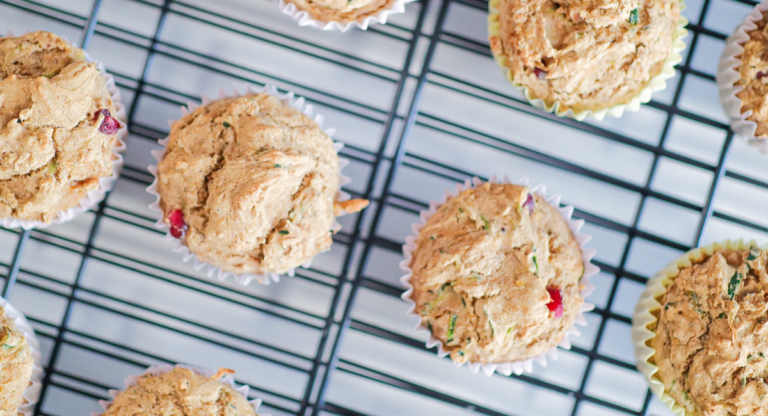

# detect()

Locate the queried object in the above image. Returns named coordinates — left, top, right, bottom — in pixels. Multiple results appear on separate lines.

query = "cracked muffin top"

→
left=157, top=93, right=367, bottom=276
left=0, top=305, right=35, bottom=415
left=285, top=0, right=397, bottom=24
left=736, top=10, right=768, bottom=138
left=103, top=368, right=258, bottom=416
left=489, top=0, right=680, bottom=113
left=409, top=183, right=584, bottom=364
left=653, top=247, right=768, bottom=416
left=0, top=31, right=121, bottom=223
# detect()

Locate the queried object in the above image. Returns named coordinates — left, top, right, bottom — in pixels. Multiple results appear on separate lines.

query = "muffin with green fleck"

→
left=406, top=181, right=585, bottom=365
left=638, top=243, right=768, bottom=416
left=488, top=0, right=687, bottom=118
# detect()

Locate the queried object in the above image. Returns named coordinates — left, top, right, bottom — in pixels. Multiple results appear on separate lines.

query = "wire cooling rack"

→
left=1, top=0, right=767, bottom=415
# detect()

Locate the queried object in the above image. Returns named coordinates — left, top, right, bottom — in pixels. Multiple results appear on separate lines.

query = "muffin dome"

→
left=489, top=0, right=680, bottom=113
left=157, top=92, right=366, bottom=276
left=285, top=0, right=397, bottom=23
left=0, top=31, right=120, bottom=223
left=409, top=183, right=584, bottom=364
left=653, top=247, right=768, bottom=416
left=0, top=305, right=34, bottom=414
left=103, top=367, right=258, bottom=416
left=735, top=10, right=768, bottom=137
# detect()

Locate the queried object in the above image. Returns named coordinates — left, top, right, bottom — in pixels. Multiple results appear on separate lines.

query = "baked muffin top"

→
left=653, top=247, right=768, bottom=416
left=410, top=183, right=584, bottom=364
left=0, top=305, right=35, bottom=415
left=490, top=0, right=680, bottom=113
left=103, top=368, right=258, bottom=416
left=0, top=31, right=120, bottom=223
left=157, top=93, right=366, bottom=275
left=285, top=0, right=397, bottom=24
left=736, top=10, right=768, bottom=137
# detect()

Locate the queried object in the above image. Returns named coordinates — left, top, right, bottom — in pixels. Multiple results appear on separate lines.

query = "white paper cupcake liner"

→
left=146, top=84, right=351, bottom=286
left=716, top=1, right=768, bottom=153
left=91, top=363, right=270, bottom=416
left=632, top=239, right=764, bottom=416
left=0, top=32, right=127, bottom=230
left=399, top=176, right=598, bottom=376
left=487, top=1, right=688, bottom=121
left=1, top=296, right=43, bottom=416
left=273, top=0, right=414, bottom=32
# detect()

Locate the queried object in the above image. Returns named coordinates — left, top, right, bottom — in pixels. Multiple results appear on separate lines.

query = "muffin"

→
left=650, top=245, right=768, bottom=416
left=103, top=367, right=258, bottom=415
left=281, top=0, right=398, bottom=25
left=408, top=182, right=585, bottom=364
left=734, top=10, right=768, bottom=138
left=489, top=0, right=683, bottom=115
left=0, top=305, right=34, bottom=415
left=0, top=31, right=122, bottom=223
left=155, top=92, right=367, bottom=276
left=715, top=4, right=768, bottom=153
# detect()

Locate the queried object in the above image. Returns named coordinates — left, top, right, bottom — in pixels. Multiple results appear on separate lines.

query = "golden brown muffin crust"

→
left=410, top=183, right=584, bottom=364
left=0, top=306, right=34, bottom=416
left=736, top=10, right=768, bottom=138
left=157, top=93, right=344, bottom=275
left=285, top=0, right=397, bottom=24
left=653, top=247, right=768, bottom=416
left=103, top=368, right=258, bottom=416
left=490, top=0, right=680, bottom=113
left=0, top=31, right=119, bottom=223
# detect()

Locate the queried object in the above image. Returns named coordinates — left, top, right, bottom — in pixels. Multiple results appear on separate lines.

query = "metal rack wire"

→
left=1, top=0, right=766, bottom=415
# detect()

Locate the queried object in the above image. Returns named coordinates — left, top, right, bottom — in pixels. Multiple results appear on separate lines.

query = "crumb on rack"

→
left=334, top=199, right=369, bottom=216
left=211, top=368, right=235, bottom=380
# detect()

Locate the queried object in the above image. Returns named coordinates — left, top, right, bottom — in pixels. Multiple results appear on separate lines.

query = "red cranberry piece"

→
left=167, top=209, right=188, bottom=239
left=534, top=67, right=547, bottom=80
left=523, top=193, right=535, bottom=215
left=546, top=287, right=563, bottom=318
left=758, top=71, right=767, bottom=80
left=94, top=109, right=119, bottom=135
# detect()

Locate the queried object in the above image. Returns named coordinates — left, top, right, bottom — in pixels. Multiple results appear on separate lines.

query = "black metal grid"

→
left=0, top=0, right=766, bottom=415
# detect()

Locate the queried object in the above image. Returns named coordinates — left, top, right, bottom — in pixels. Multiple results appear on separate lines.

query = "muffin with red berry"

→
left=155, top=92, right=367, bottom=277
left=488, top=0, right=686, bottom=119
left=406, top=182, right=585, bottom=365
left=0, top=31, right=123, bottom=224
